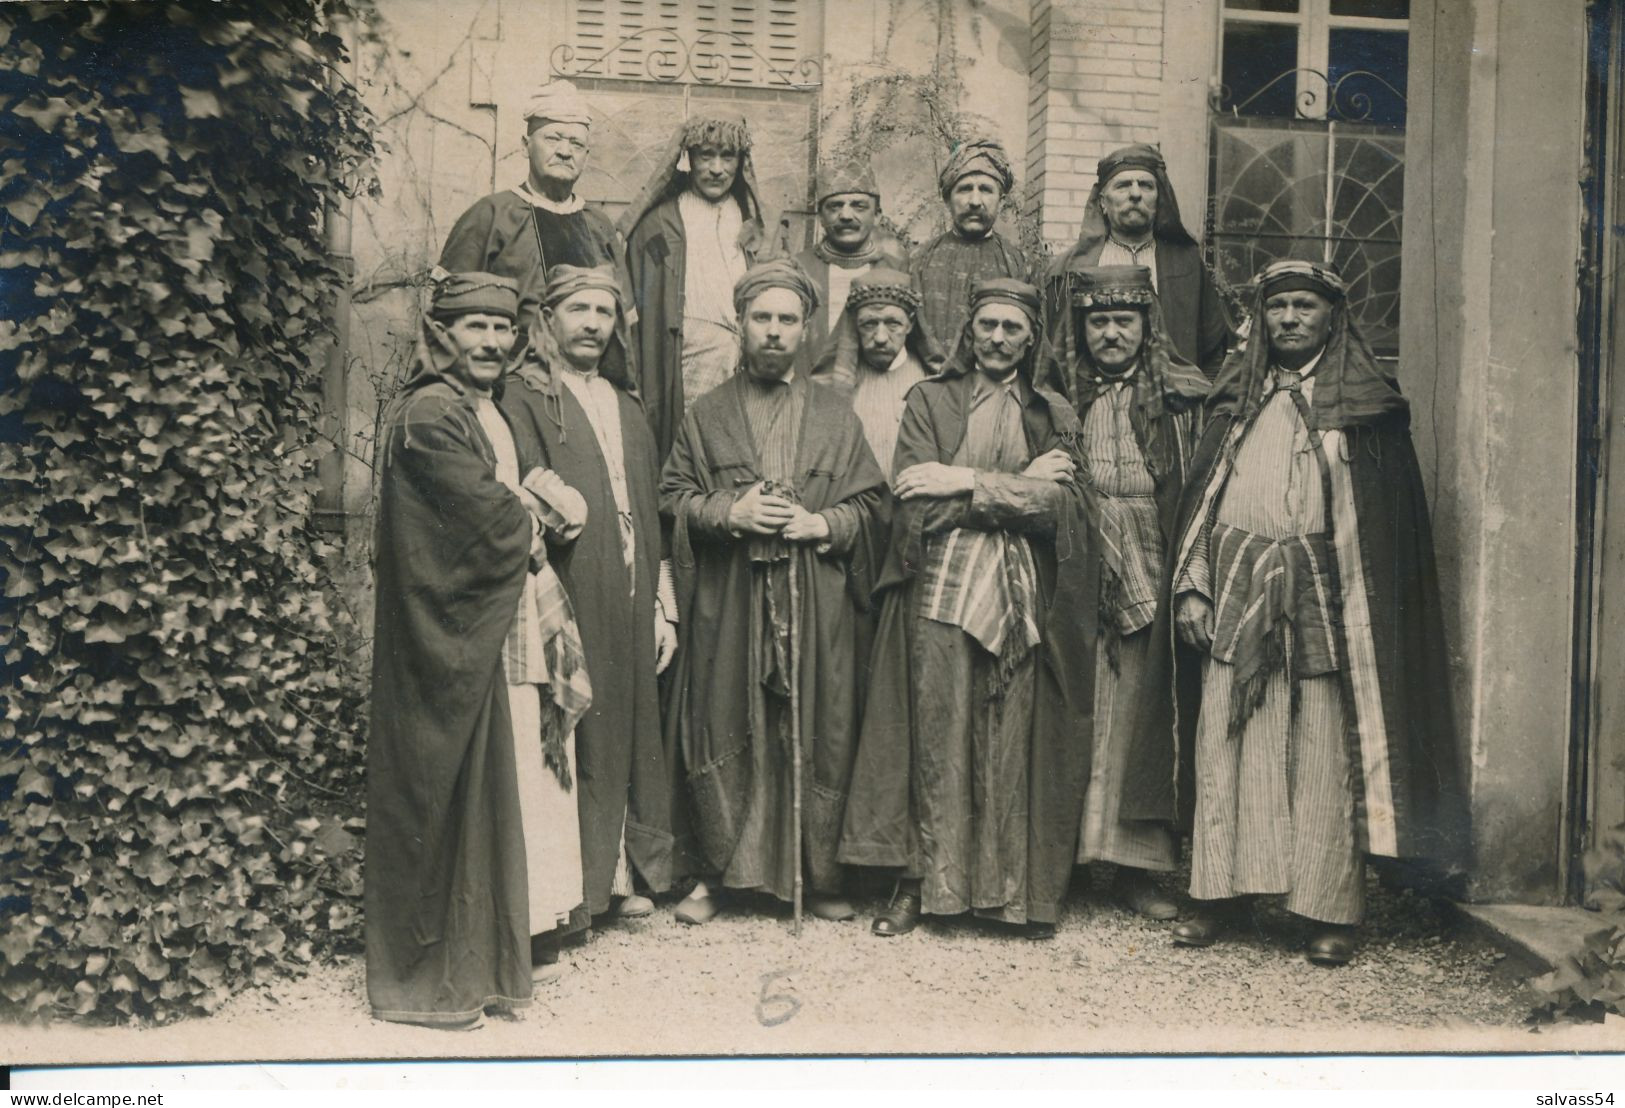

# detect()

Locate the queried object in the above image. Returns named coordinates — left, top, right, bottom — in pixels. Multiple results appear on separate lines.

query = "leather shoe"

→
left=1306, top=925, right=1357, bottom=966
left=1112, top=869, right=1180, bottom=921
left=674, top=889, right=719, bottom=925
left=807, top=894, right=856, bottom=921
left=871, top=889, right=921, bottom=937
left=1024, top=921, right=1057, bottom=941
left=1171, top=903, right=1240, bottom=947
left=615, top=894, right=655, bottom=919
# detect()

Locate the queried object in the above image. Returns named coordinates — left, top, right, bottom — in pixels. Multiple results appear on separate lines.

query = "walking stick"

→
left=787, top=552, right=804, bottom=938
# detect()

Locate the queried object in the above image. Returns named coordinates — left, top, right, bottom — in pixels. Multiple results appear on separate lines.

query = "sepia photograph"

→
left=0, top=0, right=1621, bottom=1086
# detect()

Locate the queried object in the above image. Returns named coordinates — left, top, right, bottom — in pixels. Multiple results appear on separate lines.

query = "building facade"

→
left=330, top=0, right=1615, bottom=908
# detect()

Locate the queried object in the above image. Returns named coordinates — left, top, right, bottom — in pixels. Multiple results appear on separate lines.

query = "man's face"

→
left=948, top=173, right=1004, bottom=238
left=970, top=302, right=1033, bottom=377
left=741, top=286, right=806, bottom=380
left=855, top=303, right=914, bottom=371
left=1083, top=309, right=1145, bottom=374
left=688, top=143, right=740, bottom=202
left=542, top=287, right=618, bottom=371
left=1098, top=169, right=1158, bottom=238
left=526, top=122, right=590, bottom=190
left=1263, top=289, right=1334, bottom=365
left=818, top=192, right=879, bottom=252
left=444, top=312, right=516, bottom=392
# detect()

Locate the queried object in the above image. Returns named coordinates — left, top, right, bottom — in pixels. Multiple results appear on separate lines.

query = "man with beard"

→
left=793, top=160, right=909, bottom=371
left=1044, top=265, right=1209, bottom=920
left=440, top=80, right=631, bottom=360
left=909, top=139, right=1032, bottom=357
left=660, top=259, right=886, bottom=926
left=1130, top=259, right=1466, bottom=966
left=501, top=264, right=678, bottom=926
left=841, top=279, right=1097, bottom=940
left=621, top=113, right=770, bottom=459
left=1043, top=144, right=1232, bottom=377
left=368, top=272, right=592, bottom=1027
left=811, top=267, right=935, bottom=473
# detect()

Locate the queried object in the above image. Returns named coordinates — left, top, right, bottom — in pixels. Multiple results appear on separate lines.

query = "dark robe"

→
left=909, top=230, right=1031, bottom=367
left=366, top=370, right=533, bottom=1025
left=660, top=372, right=885, bottom=900
left=1121, top=389, right=1469, bottom=871
left=439, top=189, right=632, bottom=374
left=793, top=238, right=911, bottom=372
left=500, top=362, right=676, bottom=915
left=1043, top=236, right=1232, bottom=379
left=626, top=194, right=761, bottom=462
left=839, top=358, right=1100, bottom=925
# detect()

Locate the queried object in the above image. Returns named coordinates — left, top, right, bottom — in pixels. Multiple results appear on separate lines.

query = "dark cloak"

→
left=366, top=368, right=534, bottom=1025
left=500, top=339, right=676, bottom=914
left=1120, top=303, right=1470, bottom=871
left=659, top=373, right=886, bottom=900
left=438, top=190, right=635, bottom=381
left=838, top=330, right=1101, bottom=925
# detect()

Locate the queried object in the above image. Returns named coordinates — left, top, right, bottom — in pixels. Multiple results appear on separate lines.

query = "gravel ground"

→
left=14, top=866, right=1597, bottom=1064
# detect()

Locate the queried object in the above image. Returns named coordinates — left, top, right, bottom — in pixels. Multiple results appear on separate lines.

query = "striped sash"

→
left=917, top=527, right=1041, bottom=660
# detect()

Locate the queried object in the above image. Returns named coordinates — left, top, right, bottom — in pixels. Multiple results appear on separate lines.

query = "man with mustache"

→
left=1130, top=259, right=1466, bottom=966
left=368, top=272, right=593, bottom=1027
left=1043, top=144, right=1232, bottom=378
left=842, top=279, right=1097, bottom=941
left=1041, top=265, right=1209, bottom=921
left=792, top=160, right=909, bottom=371
left=621, top=114, right=771, bottom=461
left=440, top=80, right=632, bottom=364
left=501, top=264, right=678, bottom=931
left=660, top=259, right=886, bottom=926
left=909, top=139, right=1032, bottom=359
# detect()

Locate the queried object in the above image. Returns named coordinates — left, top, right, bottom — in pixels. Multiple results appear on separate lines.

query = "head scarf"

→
left=428, top=270, right=519, bottom=322
left=938, top=138, right=1015, bottom=198
left=815, top=159, right=880, bottom=204
left=615, top=113, right=767, bottom=254
left=814, top=267, right=940, bottom=393
left=967, top=277, right=1039, bottom=328
left=540, top=262, right=623, bottom=309
left=732, top=257, right=820, bottom=317
left=523, top=79, right=592, bottom=133
left=937, top=278, right=1045, bottom=382
left=1072, top=143, right=1197, bottom=249
left=1209, top=257, right=1407, bottom=430
left=1039, top=263, right=1209, bottom=481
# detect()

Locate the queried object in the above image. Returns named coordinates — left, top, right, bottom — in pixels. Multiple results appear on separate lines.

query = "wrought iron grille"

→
left=550, top=26, right=822, bottom=90
left=1206, top=70, right=1407, bottom=354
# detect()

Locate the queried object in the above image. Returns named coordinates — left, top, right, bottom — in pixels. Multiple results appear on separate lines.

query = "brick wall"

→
left=1031, top=0, right=1167, bottom=247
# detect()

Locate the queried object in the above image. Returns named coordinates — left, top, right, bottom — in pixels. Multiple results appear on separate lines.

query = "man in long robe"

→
left=501, top=264, right=680, bottom=924
left=1043, top=144, right=1232, bottom=378
left=841, top=279, right=1098, bottom=940
left=439, top=79, right=633, bottom=368
left=1044, top=264, right=1209, bottom=920
left=367, top=272, right=592, bottom=1027
left=793, top=160, right=909, bottom=372
left=909, top=139, right=1032, bottom=358
left=660, top=259, right=886, bottom=925
left=621, top=113, right=771, bottom=460
left=1129, top=259, right=1467, bottom=965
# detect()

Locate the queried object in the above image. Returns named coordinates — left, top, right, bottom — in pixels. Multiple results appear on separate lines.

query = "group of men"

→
left=366, top=79, right=1466, bottom=1029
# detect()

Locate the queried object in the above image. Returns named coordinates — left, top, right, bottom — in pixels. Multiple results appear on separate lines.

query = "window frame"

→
left=1220, top=0, right=1409, bottom=121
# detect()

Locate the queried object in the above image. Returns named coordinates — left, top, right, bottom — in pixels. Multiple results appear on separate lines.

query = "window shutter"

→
left=566, top=0, right=820, bottom=88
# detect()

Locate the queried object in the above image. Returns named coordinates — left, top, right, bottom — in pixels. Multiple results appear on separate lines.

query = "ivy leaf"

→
left=179, top=87, right=222, bottom=119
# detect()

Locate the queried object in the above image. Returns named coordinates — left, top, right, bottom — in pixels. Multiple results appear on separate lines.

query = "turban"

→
left=1096, top=143, right=1165, bottom=186
left=681, top=113, right=752, bottom=154
left=523, top=79, right=592, bottom=132
left=846, top=267, right=920, bottom=316
left=938, top=138, right=1014, bottom=198
left=968, top=277, right=1040, bottom=328
left=429, top=270, right=518, bottom=321
left=1071, top=264, right=1156, bottom=311
left=733, top=257, right=820, bottom=316
left=1255, top=258, right=1347, bottom=300
left=541, top=263, right=622, bottom=309
left=816, top=159, right=879, bottom=204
